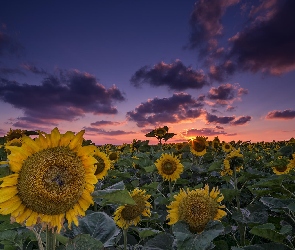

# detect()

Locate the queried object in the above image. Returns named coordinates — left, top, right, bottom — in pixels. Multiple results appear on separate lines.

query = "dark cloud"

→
left=84, top=127, right=135, bottom=136
left=215, top=125, right=224, bottom=129
left=184, top=127, right=227, bottom=137
left=90, top=120, right=122, bottom=127
left=130, top=60, right=208, bottom=91
left=206, top=113, right=235, bottom=124
left=228, top=0, right=295, bottom=75
left=231, top=116, right=251, bottom=125
left=126, top=92, right=205, bottom=127
left=0, top=69, right=125, bottom=128
left=266, top=109, right=295, bottom=119
left=188, top=0, right=239, bottom=51
left=208, top=60, right=236, bottom=82
left=0, top=31, right=24, bottom=56
left=21, top=63, right=47, bottom=75
left=207, top=83, right=248, bottom=106
left=0, top=67, right=25, bottom=76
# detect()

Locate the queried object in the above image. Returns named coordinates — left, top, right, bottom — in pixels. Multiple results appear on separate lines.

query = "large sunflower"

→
left=271, top=154, right=294, bottom=175
left=222, top=142, right=232, bottom=153
left=0, top=128, right=98, bottom=232
left=189, top=136, right=208, bottom=156
left=167, top=184, right=226, bottom=233
left=114, top=188, right=151, bottom=229
left=154, top=153, right=184, bottom=181
left=93, top=149, right=111, bottom=180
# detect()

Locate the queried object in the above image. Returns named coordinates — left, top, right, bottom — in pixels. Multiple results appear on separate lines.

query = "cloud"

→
left=0, top=31, right=24, bottom=56
left=207, top=83, right=248, bottom=106
left=206, top=113, right=235, bottom=124
left=0, top=69, right=126, bottom=128
left=130, top=60, right=208, bottom=91
left=0, top=67, right=25, bottom=76
left=21, top=63, right=47, bottom=75
left=266, top=109, right=295, bottom=119
left=182, top=127, right=228, bottom=137
left=228, top=0, right=295, bottom=75
left=188, top=0, right=240, bottom=51
left=126, top=92, right=205, bottom=127
left=90, top=120, right=123, bottom=127
left=230, top=115, right=251, bottom=125
left=84, top=127, right=135, bottom=136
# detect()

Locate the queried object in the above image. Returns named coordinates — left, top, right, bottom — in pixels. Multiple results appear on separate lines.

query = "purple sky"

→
left=0, top=0, right=295, bottom=144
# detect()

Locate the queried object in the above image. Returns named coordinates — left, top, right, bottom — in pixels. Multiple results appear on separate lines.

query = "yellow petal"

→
left=15, top=208, right=33, bottom=224
left=85, top=173, right=98, bottom=185
left=69, top=130, right=85, bottom=150
left=0, top=195, right=22, bottom=215
left=21, top=136, right=41, bottom=153
left=0, top=174, right=19, bottom=187
left=6, top=146, right=31, bottom=158
left=11, top=203, right=25, bottom=218
left=66, top=208, right=79, bottom=228
left=35, top=133, right=49, bottom=150
left=0, top=186, right=18, bottom=203
left=8, top=160, right=22, bottom=173
left=77, top=145, right=97, bottom=157
left=50, top=127, right=61, bottom=147
left=59, top=131, right=75, bottom=146
left=26, top=211, right=38, bottom=227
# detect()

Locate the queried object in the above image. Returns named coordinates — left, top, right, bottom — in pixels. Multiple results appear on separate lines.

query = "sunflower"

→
left=154, top=153, right=184, bottom=182
left=222, top=142, right=232, bottom=153
left=211, top=136, right=220, bottom=150
left=93, top=149, right=111, bottom=180
left=271, top=154, right=294, bottom=175
left=155, top=127, right=167, bottom=139
left=0, top=128, right=98, bottom=233
left=114, top=188, right=151, bottom=229
left=167, top=184, right=226, bottom=233
left=221, top=149, right=243, bottom=176
left=108, top=151, right=120, bottom=162
left=189, top=136, right=208, bottom=156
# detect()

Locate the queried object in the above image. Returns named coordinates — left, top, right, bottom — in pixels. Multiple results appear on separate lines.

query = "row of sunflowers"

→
left=0, top=127, right=295, bottom=249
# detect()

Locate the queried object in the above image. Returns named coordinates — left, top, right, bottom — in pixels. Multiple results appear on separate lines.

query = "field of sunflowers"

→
left=0, top=127, right=295, bottom=250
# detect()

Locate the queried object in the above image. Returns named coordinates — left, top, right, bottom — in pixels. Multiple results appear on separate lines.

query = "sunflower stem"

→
left=46, top=227, right=56, bottom=250
left=168, top=180, right=173, bottom=196
left=123, top=228, right=128, bottom=250
left=233, top=167, right=245, bottom=246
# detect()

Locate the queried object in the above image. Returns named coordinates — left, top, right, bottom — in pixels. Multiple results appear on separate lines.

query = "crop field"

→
left=0, top=128, right=295, bottom=250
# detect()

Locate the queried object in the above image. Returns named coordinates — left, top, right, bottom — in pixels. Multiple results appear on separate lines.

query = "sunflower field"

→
left=0, top=128, right=295, bottom=250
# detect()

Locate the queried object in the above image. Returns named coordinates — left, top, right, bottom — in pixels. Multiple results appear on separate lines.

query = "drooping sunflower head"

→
left=114, top=188, right=151, bottom=229
left=155, top=127, right=167, bottom=138
left=211, top=136, right=221, bottom=150
left=0, top=128, right=98, bottom=233
left=154, top=153, right=184, bottom=182
left=221, top=149, right=243, bottom=176
left=93, top=150, right=111, bottom=180
left=222, top=142, right=232, bottom=153
left=189, top=136, right=208, bottom=156
left=167, top=184, right=226, bottom=233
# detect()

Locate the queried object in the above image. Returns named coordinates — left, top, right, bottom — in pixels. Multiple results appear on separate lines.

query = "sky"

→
left=0, top=0, right=295, bottom=145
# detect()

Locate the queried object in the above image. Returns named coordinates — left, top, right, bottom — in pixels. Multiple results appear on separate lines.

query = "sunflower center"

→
left=94, top=156, right=105, bottom=175
left=275, top=165, right=288, bottom=172
left=109, top=152, right=118, bottom=161
left=156, top=129, right=166, bottom=137
left=17, top=146, right=85, bottom=215
left=121, top=194, right=146, bottom=221
left=179, top=194, right=218, bottom=233
left=192, top=140, right=206, bottom=152
left=225, top=144, right=230, bottom=149
left=162, top=160, right=177, bottom=175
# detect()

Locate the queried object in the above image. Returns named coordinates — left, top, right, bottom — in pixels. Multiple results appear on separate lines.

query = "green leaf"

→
left=250, top=223, right=285, bottom=243
left=135, top=228, right=161, bottom=239
left=63, top=234, right=103, bottom=250
left=232, top=242, right=290, bottom=250
left=208, top=161, right=222, bottom=171
left=260, top=197, right=295, bottom=211
left=221, top=188, right=240, bottom=202
left=71, top=212, right=120, bottom=247
left=0, top=221, right=22, bottom=232
left=173, top=221, right=224, bottom=250
left=143, top=232, right=174, bottom=250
